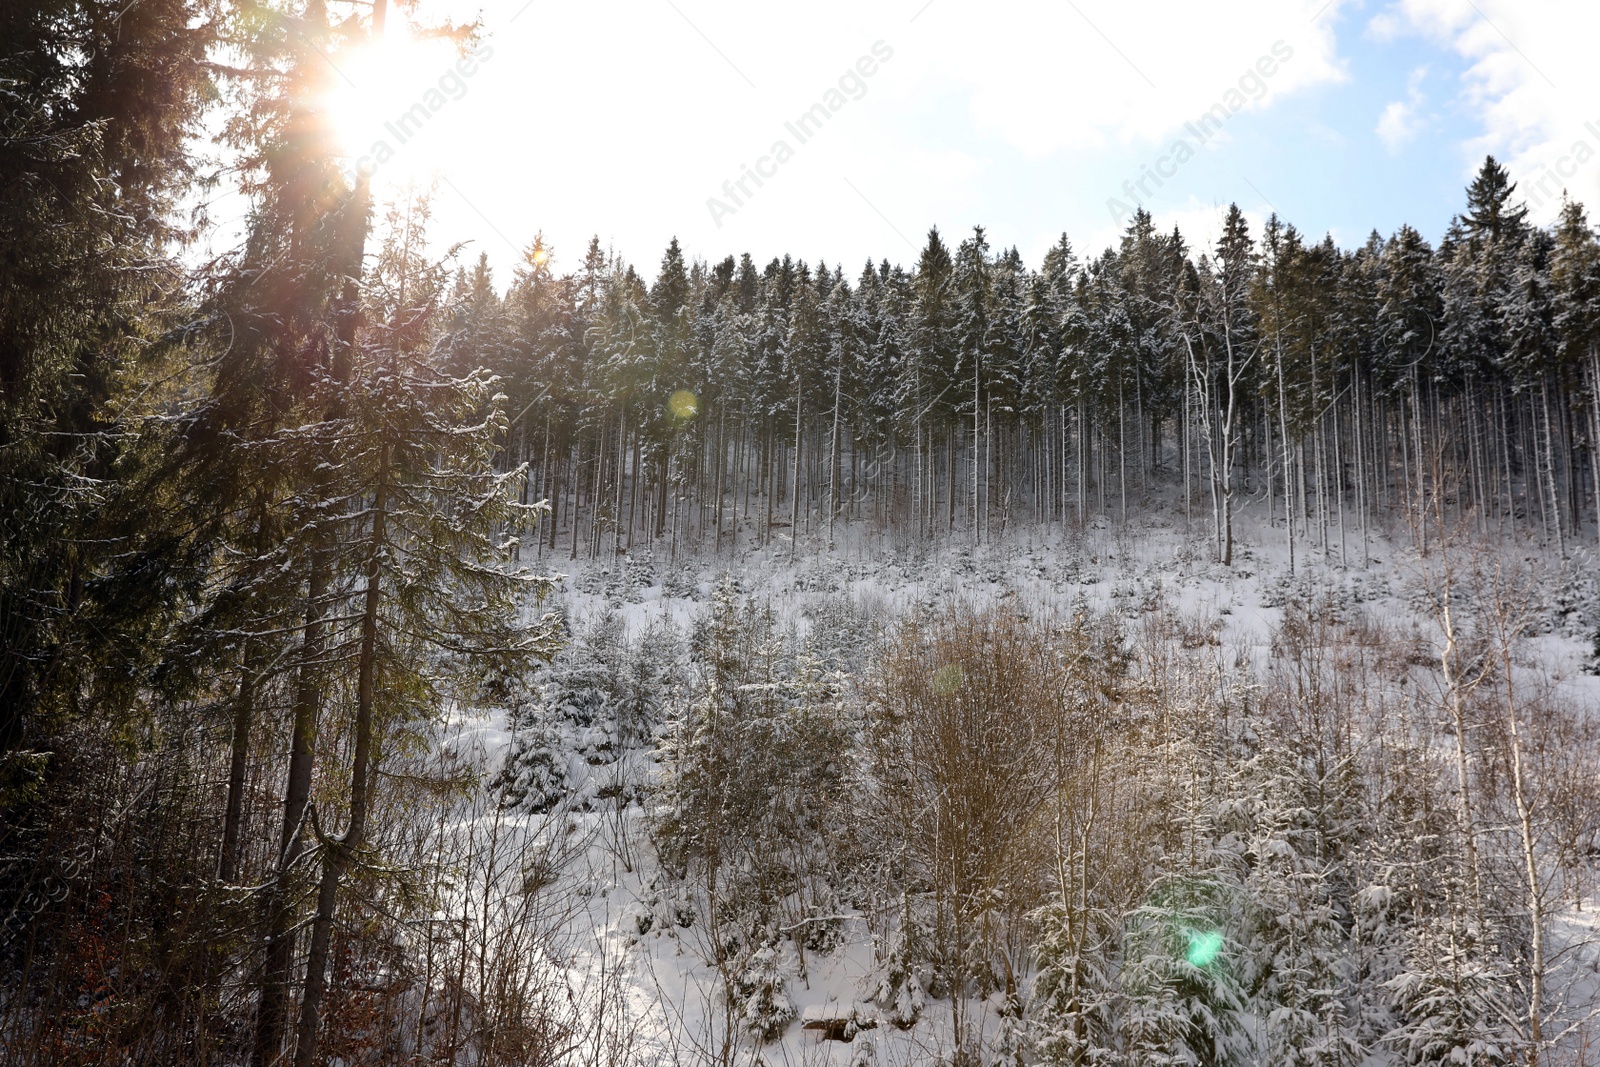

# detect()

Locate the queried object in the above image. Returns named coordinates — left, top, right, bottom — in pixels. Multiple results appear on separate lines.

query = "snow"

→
left=462, top=495, right=1600, bottom=1065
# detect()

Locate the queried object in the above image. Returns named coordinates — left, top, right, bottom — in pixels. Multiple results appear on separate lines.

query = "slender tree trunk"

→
left=1276, top=338, right=1294, bottom=574
left=829, top=366, right=842, bottom=550
left=1333, top=387, right=1347, bottom=564
left=1499, top=639, right=1544, bottom=1067
left=591, top=420, right=607, bottom=560
left=1437, top=556, right=1484, bottom=924
left=570, top=442, right=583, bottom=560
left=614, top=407, right=626, bottom=558
left=1589, top=345, right=1600, bottom=540
left=254, top=546, right=330, bottom=1067
left=764, top=426, right=775, bottom=547
left=541, top=414, right=554, bottom=556
left=628, top=430, right=641, bottom=553
left=294, top=440, right=389, bottom=1067
left=1353, top=362, right=1369, bottom=565
left=1077, top=398, right=1087, bottom=524
left=1540, top=378, right=1565, bottom=557
left=219, top=650, right=255, bottom=884
left=790, top=381, right=802, bottom=563
left=947, top=424, right=957, bottom=534
left=1117, top=376, right=1127, bottom=527
left=973, top=361, right=981, bottom=543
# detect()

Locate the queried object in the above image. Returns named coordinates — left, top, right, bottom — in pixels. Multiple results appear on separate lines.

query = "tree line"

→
left=475, top=157, right=1600, bottom=568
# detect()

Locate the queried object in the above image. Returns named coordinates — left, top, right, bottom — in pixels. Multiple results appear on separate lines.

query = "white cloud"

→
left=1377, top=100, right=1418, bottom=151
left=378, top=0, right=1353, bottom=276
left=897, top=0, right=1347, bottom=157
left=1375, top=66, right=1428, bottom=153
left=1378, top=0, right=1600, bottom=221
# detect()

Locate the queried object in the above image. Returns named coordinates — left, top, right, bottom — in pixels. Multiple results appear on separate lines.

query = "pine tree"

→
left=1230, top=746, right=1364, bottom=1066
left=1462, top=157, right=1530, bottom=245
left=1117, top=874, right=1249, bottom=1067
left=285, top=202, right=558, bottom=1065
left=0, top=0, right=216, bottom=760
left=657, top=579, right=855, bottom=1038
left=1181, top=204, right=1256, bottom=564
left=1551, top=201, right=1600, bottom=536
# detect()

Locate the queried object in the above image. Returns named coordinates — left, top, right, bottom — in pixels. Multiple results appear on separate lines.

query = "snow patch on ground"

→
left=480, top=502, right=1600, bottom=1064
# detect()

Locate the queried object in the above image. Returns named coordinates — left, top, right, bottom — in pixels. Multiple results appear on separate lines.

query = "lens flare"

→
left=1185, top=929, right=1224, bottom=968
left=668, top=390, right=699, bottom=419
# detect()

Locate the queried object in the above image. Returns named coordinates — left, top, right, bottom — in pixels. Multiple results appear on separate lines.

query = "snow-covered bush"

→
left=733, top=943, right=797, bottom=1040
left=868, top=900, right=935, bottom=1029
left=1115, top=875, right=1249, bottom=1067
left=1030, top=900, right=1118, bottom=1065
left=802, top=590, right=883, bottom=673
left=496, top=606, right=686, bottom=811
left=655, top=579, right=860, bottom=1034
left=1383, top=925, right=1517, bottom=1067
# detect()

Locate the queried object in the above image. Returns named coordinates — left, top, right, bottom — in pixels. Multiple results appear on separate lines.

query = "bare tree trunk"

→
left=974, top=361, right=982, bottom=543
left=772, top=425, right=783, bottom=547
left=1412, top=367, right=1428, bottom=554
left=1117, top=376, right=1127, bottom=527
left=254, top=548, right=330, bottom=1067
left=1540, top=378, right=1565, bottom=557
left=614, top=406, right=627, bottom=558
left=629, top=428, right=641, bottom=553
left=1333, top=385, right=1347, bottom=564
left=790, top=381, right=802, bottom=563
left=571, top=441, right=583, bottom=561
left=948, top=423, right=957, bottom=534
left=294, top=442, right=389, bottom=1067
left=1276, top=337, right=1294, bottom=574
left=1588, top=345, right=1600, bottom=540
left=829, top=365, right=842, bottom=550
left=219, top=651, right=256, bottom=883
left=1077, top=398, right=1087, bottom=524
left=1434, top=532, right=1484, bottom=924
left=1351, top=364, right=1366, bottom=561
left=541, top=413, right=554, bottom=556
left=591, top=419, right=606, bottom=560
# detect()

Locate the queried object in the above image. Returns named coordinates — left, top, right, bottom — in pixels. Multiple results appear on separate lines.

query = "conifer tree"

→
left=286, top=194, right=557, bottom=1065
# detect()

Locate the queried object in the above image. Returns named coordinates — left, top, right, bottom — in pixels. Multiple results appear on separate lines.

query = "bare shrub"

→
left=862, top=602, right=1093, bottom=1056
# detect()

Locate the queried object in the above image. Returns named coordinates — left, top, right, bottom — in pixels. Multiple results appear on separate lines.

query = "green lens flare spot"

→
left=1185, top=929, right=1224, bottom=968
left=668, top=390, right=698, bottom=419
left=932, top=664, right=964, bottom=696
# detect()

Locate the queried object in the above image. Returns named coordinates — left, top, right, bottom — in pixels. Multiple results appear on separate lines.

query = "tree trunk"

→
left=829, top=365, right=842, bottom=550
left=293, top=442, right=389, bottom=1067
left=254, top=546, right=330, bottom=1067
left=1540, top=378, right=1565, bottom=557
left=219, top=652, right=255, bottom=883
left=790, top=381, right=802, bottom=562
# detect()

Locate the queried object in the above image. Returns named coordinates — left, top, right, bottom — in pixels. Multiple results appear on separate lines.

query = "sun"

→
left=324, top=30, right=467, bottom=183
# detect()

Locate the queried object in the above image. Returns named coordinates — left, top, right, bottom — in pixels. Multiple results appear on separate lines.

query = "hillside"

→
left=437, top=504, right=1600, bottom=1066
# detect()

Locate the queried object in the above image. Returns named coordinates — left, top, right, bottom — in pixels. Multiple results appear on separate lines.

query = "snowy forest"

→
left=6, top=1, right=1600, bottom=1065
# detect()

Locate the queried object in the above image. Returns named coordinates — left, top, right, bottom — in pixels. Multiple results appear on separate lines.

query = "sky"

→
left=294, top=0, right=1600, bottom=283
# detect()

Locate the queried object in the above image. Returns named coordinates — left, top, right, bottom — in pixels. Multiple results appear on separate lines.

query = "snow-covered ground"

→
left=448, top=499, right=1600, bottom=1066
